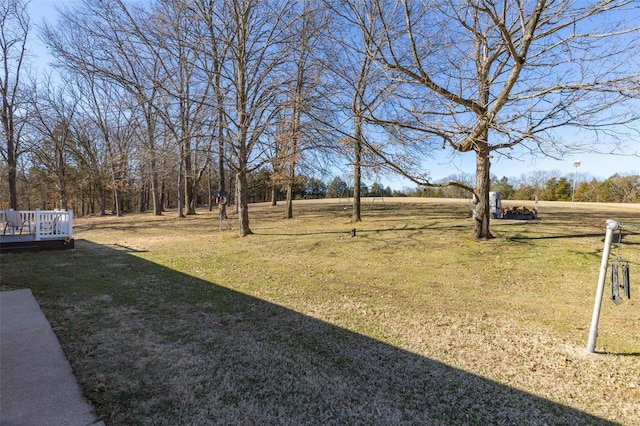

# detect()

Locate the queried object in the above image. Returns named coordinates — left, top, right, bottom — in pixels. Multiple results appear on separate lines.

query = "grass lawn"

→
left=1, top=198, right=638, bottom=425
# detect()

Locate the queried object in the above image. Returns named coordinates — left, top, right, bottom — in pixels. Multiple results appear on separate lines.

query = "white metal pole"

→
left=586, top=219, right=619, bottom=353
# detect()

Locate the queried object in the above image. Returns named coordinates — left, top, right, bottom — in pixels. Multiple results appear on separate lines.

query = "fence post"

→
left=68, top=210, right=74, bottom=238
left=35, top=209, right=41, bottom=241
left=586, top=219, right=619, bottom=353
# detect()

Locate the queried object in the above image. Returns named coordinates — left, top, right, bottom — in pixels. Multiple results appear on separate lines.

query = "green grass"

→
left=1, top=198, right=639, bottom=425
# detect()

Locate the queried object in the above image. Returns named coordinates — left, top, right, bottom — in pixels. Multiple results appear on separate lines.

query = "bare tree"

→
left=279, top=1, right=328, bottom=218
left=0, top=0, right=31, bottom=209
left=605, top=174, right=640, bottom=203
left=191, top=0, right=233, bottom=220
left=327, top=0, right=384, bottom=222
left=217, top=0, right=296, bottom=236
left=147, top=0, right=216, bottom=217
left=44, top=0, right=166, bottom=215
left=71, top=73, right=135, bottom=216
left=322, top=0, right=404, bottom=222
left=349, top=0, right=640, bottom=239
left=30, top=80, right=78, bottom=210
left=267, top=117, right=287, bottom=206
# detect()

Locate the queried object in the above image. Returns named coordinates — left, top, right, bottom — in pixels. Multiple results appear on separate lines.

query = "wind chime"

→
left=610, top=227, right=631, bottom=305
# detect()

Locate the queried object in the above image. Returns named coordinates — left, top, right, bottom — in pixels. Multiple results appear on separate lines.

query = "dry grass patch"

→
left=1, top=198, right=638, bottom=424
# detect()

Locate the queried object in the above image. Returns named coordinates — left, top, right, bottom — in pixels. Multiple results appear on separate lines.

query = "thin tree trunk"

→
left=7, top=148, right=17, bottom=210
left=145, top=105, right=162, bottom=216
left=208, top=172, right=213, bottom=212
left=98, top=183, right=106, bottom=215
left=150, top=161, right=162, bottom=215
left=286, top=182, right=294, bottom=218
left=2, top=110, right=18, bottom=209
left=352, top=115, right=363, bottom=222
left=184, top=146, right=196, bottom=215
left=178, top=149, right=185, bottom=218
left=271, top=184, right=278, bottom=206
left=237, top=170, right=252, bottom=236
left=57, top=142, right=68, bottom=210
left=216, top=98, right=227, bottom=220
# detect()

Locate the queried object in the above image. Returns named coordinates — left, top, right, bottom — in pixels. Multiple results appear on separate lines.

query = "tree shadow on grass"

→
left=509, top=232, right=634, bottom=246
left=9, top=240, right=619, bottom=425
left=257, top=223, right=473, bottom=238
left=508, top=232, right=611, bottom=241
left=601, top=351, right=640, bottom=357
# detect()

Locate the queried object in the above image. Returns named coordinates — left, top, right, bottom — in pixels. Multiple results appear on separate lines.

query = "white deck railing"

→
left=1, top=209, right=73, bottom=241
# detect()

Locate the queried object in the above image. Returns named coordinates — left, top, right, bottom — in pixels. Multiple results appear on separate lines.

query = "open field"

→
left=1, top=198, right=639, bottom=425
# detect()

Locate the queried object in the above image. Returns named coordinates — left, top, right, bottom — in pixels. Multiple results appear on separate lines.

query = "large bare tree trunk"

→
left=285, top=118, right=298, bottom=219
left=473, top=140, right=493, bottom=240
left=285, top=122, right=298, bottom=219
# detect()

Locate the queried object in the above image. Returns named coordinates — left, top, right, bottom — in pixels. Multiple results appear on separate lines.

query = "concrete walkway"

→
left=0, top=289, right=102, bottom=426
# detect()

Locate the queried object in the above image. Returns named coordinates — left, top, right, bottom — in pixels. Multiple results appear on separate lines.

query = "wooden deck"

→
left=0, top=234, right=75, bottom=253
left=1, top=210, right=74, bottom=254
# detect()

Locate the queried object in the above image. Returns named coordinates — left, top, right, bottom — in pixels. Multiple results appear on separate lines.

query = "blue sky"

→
left=380, top=151, right=639, bottom=191
left=28, top=0, right=639, bottom=190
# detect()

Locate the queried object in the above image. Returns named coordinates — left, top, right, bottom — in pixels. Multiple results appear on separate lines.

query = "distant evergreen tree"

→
left=491, top=176, right=515, bottom=199
left=305, top=177, right=327, bottom=199
left=326, top=177, right=349, bottom=198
